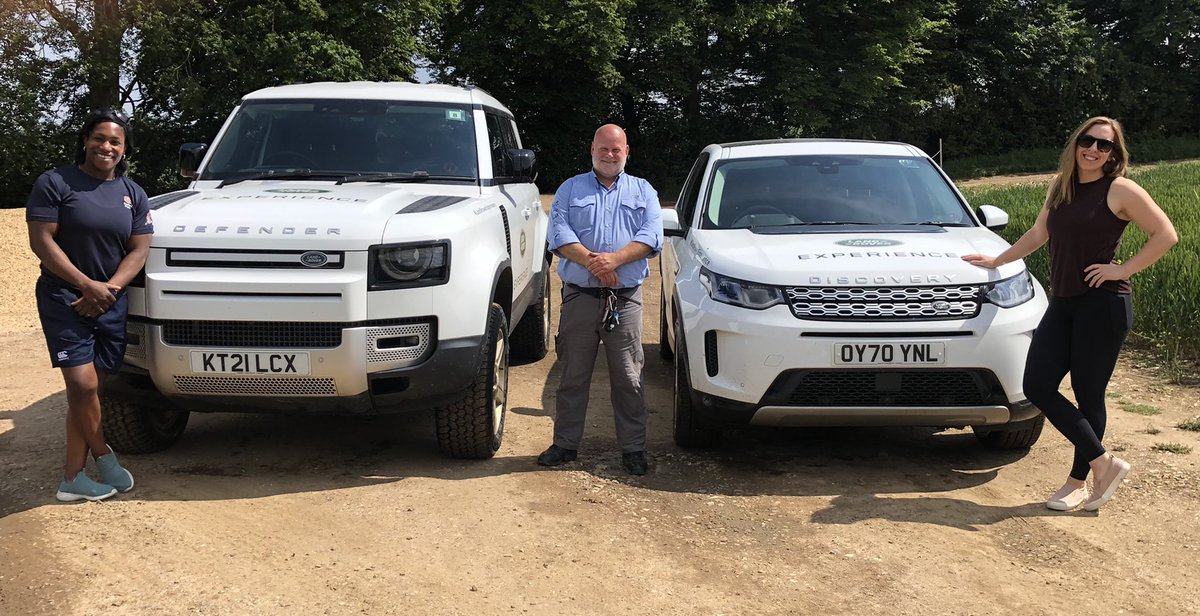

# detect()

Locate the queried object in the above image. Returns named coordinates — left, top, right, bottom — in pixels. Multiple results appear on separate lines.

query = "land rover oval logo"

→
left=266, top=188, right=330, bottom=194
left=300, top=251, right=329, bottom=267
left=835, top=238, right=903, bottom=247
left=933, top=301, right=951, bottom=311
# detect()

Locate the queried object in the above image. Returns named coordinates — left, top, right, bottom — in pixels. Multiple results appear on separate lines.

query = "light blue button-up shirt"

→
left=548, top=170, right=664, bottom=288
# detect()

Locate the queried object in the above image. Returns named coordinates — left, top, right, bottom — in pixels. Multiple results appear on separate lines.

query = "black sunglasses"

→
left=91, top=107, right=130, bottom=124
left=1076, top=134, right=1114, bottom=153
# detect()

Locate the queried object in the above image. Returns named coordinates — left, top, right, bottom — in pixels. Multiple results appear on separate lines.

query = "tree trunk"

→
left=87, top=0, right=124, bottom=109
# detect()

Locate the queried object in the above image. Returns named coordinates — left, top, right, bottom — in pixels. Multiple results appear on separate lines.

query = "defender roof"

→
left=241, top=82, right=511, bottom=114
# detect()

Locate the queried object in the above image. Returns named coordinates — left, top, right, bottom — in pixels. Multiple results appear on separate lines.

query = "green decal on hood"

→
left=835, top=238, right=902, bottom=247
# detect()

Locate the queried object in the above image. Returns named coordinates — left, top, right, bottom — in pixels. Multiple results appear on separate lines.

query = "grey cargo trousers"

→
left=552, top=284, right=647, bottom=453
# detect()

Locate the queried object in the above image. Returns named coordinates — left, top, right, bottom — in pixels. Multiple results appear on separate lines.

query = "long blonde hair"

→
left=1045, top=116, right=1129, bottom=209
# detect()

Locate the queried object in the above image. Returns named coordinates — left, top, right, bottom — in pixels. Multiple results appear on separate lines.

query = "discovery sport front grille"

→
left=785, top=285, right=981, bottom=321
left=766, top=369, right=1002, bottom=407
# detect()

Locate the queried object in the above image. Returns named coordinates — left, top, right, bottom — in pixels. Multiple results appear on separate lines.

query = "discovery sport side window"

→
left=676, top=152, right=710, bottom=229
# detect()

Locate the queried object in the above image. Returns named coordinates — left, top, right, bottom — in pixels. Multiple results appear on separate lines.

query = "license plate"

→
left=190, top=351, right=311, bottom=375
left=833, top=342, right=945, bottom=365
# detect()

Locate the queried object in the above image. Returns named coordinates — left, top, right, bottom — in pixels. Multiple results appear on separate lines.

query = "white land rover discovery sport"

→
left=660, top=139, right=1048, bottom=448
left=105, top=82, right=550, bottom=459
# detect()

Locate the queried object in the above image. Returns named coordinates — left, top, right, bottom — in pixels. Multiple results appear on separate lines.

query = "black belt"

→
left=565, top=283, right=639, bottom=298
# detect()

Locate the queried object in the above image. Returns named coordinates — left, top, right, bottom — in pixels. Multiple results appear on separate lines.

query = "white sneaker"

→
left=1083, top=457, right=1131, bottom=511
left=1045, top=484, right=1089, bottom=511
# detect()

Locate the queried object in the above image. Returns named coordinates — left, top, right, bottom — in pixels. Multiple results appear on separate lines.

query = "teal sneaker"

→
left=95, top=449, right=134, bottom=493
left=56, top=472, right=117, bottom=502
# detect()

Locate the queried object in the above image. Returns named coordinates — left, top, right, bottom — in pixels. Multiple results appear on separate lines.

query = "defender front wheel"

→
left=436, top=303, right=509, bottom=459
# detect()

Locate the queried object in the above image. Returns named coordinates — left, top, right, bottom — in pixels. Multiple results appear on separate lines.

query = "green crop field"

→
left=960, top=160, right=1200, bottom=368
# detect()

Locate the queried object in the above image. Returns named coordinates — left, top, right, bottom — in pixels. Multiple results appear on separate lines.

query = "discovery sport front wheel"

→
left=672, top=320, right=719, bottom=448
left=436, top=303, right=509, bottom=459
left=972, top=415, right=1045, bottom=449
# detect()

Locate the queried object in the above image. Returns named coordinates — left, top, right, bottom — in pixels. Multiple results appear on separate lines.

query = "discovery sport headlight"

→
left=370, top=241, right=450, bottom=289
left=698, top=267, right=785, bottom=310
left=983, top=270, right=1035, bottom=308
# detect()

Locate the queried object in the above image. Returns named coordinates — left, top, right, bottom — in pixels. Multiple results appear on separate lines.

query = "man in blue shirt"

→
left=538, top=124, right=664, bottom=475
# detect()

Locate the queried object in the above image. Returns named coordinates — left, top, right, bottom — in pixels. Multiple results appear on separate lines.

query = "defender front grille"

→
left=174, top=375, right=337, bottom=396
left=367, top=323, right=433, bottom=364
left=781, top=370, right=993, bottom=406
left=161, top=318, right=432, bottom=348
left=785, top=285, right=981, bottom=321
left=124, top=322, right=146, bottom=360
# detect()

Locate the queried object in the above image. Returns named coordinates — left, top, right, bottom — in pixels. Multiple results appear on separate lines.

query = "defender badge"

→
left=300, top=251, right=329, bottom=267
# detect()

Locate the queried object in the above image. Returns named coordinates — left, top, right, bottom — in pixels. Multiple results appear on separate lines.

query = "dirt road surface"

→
left=1, top=204, right=1198, bottom=615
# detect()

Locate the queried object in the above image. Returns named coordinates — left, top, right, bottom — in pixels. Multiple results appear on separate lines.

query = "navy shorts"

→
left=35, top=277, right=129, bottom=373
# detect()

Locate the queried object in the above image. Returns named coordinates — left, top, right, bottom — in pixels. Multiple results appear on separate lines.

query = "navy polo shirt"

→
left=25, top=166, right=154, bottom=288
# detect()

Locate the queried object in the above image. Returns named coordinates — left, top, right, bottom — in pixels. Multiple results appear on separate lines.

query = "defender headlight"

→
left=370, top=241, right=449, bottom=289
left=983, top=270, right=1035, bottom=308
left=698, top=267, right=784, bottom=310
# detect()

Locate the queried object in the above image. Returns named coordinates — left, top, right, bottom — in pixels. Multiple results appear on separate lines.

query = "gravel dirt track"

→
left=1, top=199, right=1197, bottom=615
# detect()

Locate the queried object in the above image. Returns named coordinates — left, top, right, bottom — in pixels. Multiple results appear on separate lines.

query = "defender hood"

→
left=149, top=181, right=480, bottom=250
left=693, top=228, right=1025, bottom=285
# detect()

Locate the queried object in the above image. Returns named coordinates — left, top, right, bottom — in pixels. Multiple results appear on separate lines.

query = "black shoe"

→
left=537, top=444, right=578, bottom=466
left=621, top=451, right=648, bottom=476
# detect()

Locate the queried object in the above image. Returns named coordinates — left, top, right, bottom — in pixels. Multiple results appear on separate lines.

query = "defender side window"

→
left=485, top=112, right=513, bottom=178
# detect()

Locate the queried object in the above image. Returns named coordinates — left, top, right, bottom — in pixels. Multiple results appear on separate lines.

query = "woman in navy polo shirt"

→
left=26, top=108, right=154, bottom=502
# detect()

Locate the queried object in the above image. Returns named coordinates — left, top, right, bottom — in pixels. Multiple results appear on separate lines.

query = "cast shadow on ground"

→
left=2, top=340, right=1034, bottom=530
left=0, top=391, right=550, bottom=517
left=518, top=340, right=1039, bottom=527
left=810, top=493, right=1098, bottom=531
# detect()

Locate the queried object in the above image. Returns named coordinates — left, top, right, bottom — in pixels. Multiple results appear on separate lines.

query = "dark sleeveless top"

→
left=1046, top=175, right=1131, bottom=297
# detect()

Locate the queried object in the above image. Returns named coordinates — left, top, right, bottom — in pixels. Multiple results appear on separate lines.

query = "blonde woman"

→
left=963, top=116, right=1177, bottom=511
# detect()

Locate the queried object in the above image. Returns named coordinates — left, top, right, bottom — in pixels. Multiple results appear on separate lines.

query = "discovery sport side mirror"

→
left=506, top=148, right=537, bottom=182
left=179, top=143, right=208, bottom=178
left=662, top=208, right=684, bottom=237
left=976, top=205, right=1009, bottom=232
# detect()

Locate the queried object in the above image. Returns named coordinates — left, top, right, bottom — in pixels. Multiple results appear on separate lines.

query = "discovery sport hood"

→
left=695, top=228, right=1023, bottom=285
left=149, top=182, right=481, bottom=250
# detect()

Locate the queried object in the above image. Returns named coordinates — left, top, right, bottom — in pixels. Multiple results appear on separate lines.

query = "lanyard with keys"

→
left=602, top=289, right=621, bottom=332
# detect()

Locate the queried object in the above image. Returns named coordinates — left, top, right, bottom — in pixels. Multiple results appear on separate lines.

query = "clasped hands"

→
left=586, top=251, right=621, bottom=288
left=71, top=279, right=121, bottom=319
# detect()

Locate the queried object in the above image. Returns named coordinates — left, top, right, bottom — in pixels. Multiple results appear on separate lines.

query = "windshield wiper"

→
left=218, top=169, right=349, bottom=188
left=751, top=221, right=880, bottom=228
left=339, top=171, right=475, bottom=184
left=899, top=221, right=972, bottom=227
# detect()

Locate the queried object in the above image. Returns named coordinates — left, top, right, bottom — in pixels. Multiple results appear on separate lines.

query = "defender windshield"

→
left=199, top=99, right=478, bottom=182
left=701, top=155, right=972, bottom=230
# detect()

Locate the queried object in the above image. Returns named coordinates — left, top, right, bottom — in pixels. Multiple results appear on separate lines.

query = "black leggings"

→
left=1023, top=289, right=1132, bottom=481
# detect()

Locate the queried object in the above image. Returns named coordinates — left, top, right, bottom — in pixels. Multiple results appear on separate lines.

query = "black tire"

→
left=673, top=322, right=719, bottom=448
left=511, top=264, right=550, bottom=363
left=100, top=394, right=190, bottom=454
left=436, top=303, right=509, bottom=459
left=973, top=415, right=1045, bottom=449
left=658, top=291, right=674, bottom=361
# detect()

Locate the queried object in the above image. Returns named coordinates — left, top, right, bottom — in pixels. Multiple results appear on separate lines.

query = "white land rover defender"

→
left=105, top=82, right=551, bottom=459
left=660, top=139, right=1049, bottom=449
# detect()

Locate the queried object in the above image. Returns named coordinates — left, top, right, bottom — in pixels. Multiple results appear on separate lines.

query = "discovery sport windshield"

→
left=701, top=155, right=972, bottom=231
left=199, top=99, right=478, bottom=182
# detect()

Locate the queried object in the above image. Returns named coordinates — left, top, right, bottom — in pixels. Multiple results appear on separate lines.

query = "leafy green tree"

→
left=890, top=0, right=1101, bottom=158
left=1070, top=0, right=1200, bottom=138
left=428, top=0, right=633, bottom=188
left=133, top=0, right=449, bottom=194
left=0, top=3, right=71, bottom=205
